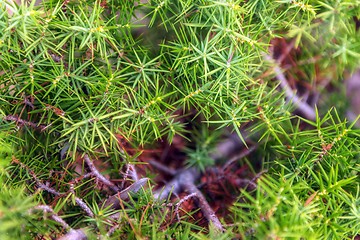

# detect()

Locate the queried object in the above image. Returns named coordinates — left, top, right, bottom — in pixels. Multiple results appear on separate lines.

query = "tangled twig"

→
left=102, top=178, right=149, bottom=209
left=13, top=157, right=95, bottom=218
left=265, top=55, right=316, bottom=120
left=4, top=114, right=50, bottom=131
left=83, top=154, right=120, bottom=192
left=32, top=205, right=87, bottom=240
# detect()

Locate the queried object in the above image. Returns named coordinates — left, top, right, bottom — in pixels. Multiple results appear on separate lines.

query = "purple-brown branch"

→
left=4, top=114, right=50, bottom=131
left=32, top=205, right=87, bottom=240
left=83, top=154, right=120, bottom=192
left=13, top=158, right=95, bottom=218
left=265, top=55, right=316, bottom=120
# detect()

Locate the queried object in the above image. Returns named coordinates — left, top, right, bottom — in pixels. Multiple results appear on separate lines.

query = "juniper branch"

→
left=83, top=154, right=120, bottom=192
left=32, top=205, right=71, bottom=230
left=32, top=205, right=87, bottom=240
left=265, top=55, right=316, bottom=120
left=102, top=178, right=149, bottom=209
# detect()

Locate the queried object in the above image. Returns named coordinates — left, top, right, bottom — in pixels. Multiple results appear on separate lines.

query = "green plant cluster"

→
left=0, top=0, right=359, bottom=239
left=233, top=110, right=360, bottom=239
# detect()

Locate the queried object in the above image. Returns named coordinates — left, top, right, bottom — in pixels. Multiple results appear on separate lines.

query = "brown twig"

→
left=13, top=158, right=94, bottom=218
left=179, top=170, right=224, bottom=232
left=22, top=94, right=34, bottom=109
left=265, top=55, right=316, bottom=120
left=174, top=193, right=197, bottom=222
left=250, top=170, right=268, bottom=183
left=4, top=114, right=50, bottom=131
left=69, top=184, right=94, bottom=218
left=121, top=164, right=139, bottom=190
left=74, top=196, right=94, bottom=218
left=32, top=205, right=87, bottom=240
left=153, top=168, right=224, bottom=231
left=33, top=205, right=71, bottom=230
left=233, top=170, right=267, bottom=191
left=148, top=158, right=177, bottom=176
left=69, top=173, right=93, bottom=185
left=102, top=178, right=149, bottom=209
left=222, top=144, right=258, bottom=170
left=83, top=154, right=120, bottom=192
left=128, top=164, right=139, bottom=181
left=153, top=167, right=200, bottom=200
left=235, top=179, right=257, bottom=190
left=106, top=224, right=120, bottom=237
left=58, top=229, right=87, bottom=240
left=152, top=132, right=256, bottom=231
left=211, top=131, right=250, bottom=160
left=12, top=157, right=61, bottom=196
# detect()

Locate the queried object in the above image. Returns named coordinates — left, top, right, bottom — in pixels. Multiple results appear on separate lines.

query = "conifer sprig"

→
left=1, top=0, right=360, bottom=239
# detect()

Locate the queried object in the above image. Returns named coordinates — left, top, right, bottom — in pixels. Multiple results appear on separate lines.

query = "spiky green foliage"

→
left=0, top=0, right=360, bottom=239
left=232, top=110, right=360, bottom=239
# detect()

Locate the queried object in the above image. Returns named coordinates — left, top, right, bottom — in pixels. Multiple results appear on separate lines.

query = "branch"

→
left=153, top=168, right=224, bottom=231
left=83, top=154, right=120, bottom=192
left=57, top=229, right=87, bottom=240
left=69, top=184, right=94, bottom=218
left=181, top=179, right=224, bottom=232
left=154, top=131, right=251, bottom=200
left=211, top=131, right=249, bottom=161
left=102, top=178, right=149, bottom=210
left=148, top=158, right=177, bottom=176
left=4, top=114, right=50, bottom=131
left=127, top=164, right=139, bottom=181
left=33, top=205, right=71, bottom=230
left=106, top=224, right=120, bottom=237
left=153, top=167, right=200, bottom=200
left=152, top=133, right=255, bottom=231
left=32, top=205, right=87, bottom=240
left=174, top=193, right=197, bottom=221
left=265, top=55, right=316, bottom=120
left=222, top=144, right=257, bottom=170
left=121, top=163, right=139, bottom=190
left=13, top=157, right=94, bottom=218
